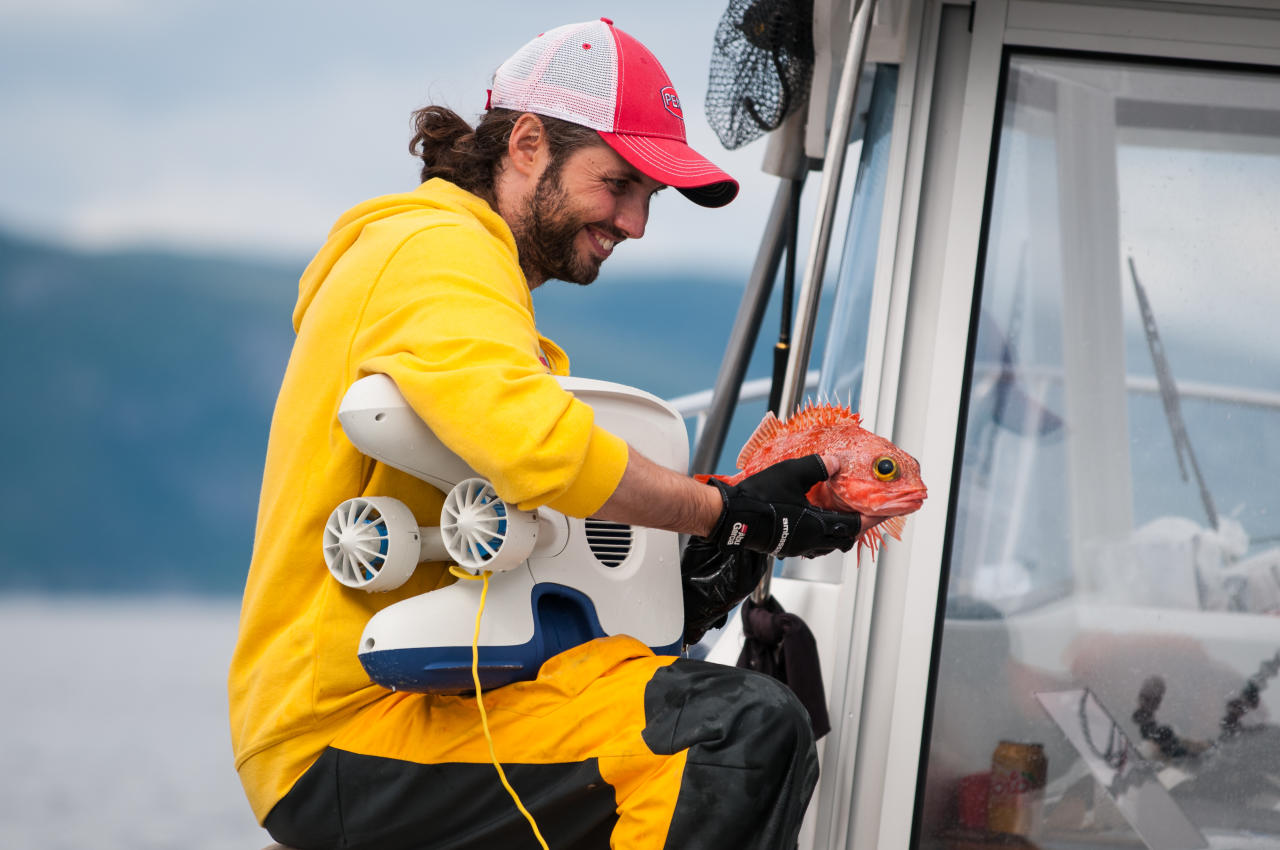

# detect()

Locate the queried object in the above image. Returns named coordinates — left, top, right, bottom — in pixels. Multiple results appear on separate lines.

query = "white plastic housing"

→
left=337, top=375, right=477, bottom=492
left=358, top=567, right=540, bottom=657
left=341, top=374, right=691, bottom=653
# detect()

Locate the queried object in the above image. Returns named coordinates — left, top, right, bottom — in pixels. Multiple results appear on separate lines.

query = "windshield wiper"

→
left=1128, top=255, right=1219, bottom=530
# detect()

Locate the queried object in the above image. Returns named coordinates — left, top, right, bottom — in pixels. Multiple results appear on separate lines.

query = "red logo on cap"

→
left=660, top=86, right=683, bottom=120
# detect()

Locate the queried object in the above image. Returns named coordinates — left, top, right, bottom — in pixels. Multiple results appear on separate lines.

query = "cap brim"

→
left=598, top=132, right=739, bottom=208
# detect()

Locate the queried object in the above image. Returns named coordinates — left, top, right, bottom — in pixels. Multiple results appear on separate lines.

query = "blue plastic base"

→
left=359, top=582, right=682, bottom=694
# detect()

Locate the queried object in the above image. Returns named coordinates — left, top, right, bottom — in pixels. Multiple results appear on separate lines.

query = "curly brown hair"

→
left=409, top=106, right=601, bottom=205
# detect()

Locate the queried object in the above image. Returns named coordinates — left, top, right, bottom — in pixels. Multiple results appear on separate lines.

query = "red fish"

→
left=704, top=402, right=927, bottom=559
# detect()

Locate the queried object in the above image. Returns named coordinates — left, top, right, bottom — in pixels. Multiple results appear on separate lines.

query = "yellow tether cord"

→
left=448, top=565, right=550, bottom=850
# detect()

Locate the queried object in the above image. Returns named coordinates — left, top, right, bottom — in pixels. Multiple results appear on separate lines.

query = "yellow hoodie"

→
left=228, top=179, right=630, bottom=822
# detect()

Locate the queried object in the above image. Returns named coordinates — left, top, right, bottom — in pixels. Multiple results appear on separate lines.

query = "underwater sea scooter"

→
left=321, top=373, right=688, bottom=694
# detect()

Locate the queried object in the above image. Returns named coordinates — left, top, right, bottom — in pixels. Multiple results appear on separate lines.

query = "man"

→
left=230, top=19, right=859, bottom=849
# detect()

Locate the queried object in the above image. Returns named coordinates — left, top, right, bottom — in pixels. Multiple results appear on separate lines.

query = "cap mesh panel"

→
left=491, top=21, right=618, bottom=131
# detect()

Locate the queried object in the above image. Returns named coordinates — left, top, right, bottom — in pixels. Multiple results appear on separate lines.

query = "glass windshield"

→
left=919, top=53, right=1280, bottom=850
left=819, top=64, right=899, bottom=408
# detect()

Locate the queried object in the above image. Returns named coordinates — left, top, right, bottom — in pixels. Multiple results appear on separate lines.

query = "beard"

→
left=512, top=163, right=603, bottom=286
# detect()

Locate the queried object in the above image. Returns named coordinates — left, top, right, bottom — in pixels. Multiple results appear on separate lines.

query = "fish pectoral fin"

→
left=854, top=515, right=910, bottom=562
left=856, top=528, right=882, bottom=561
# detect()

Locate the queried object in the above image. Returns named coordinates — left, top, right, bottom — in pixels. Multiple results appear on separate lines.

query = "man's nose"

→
left=614, top=193, right=649, bottom=240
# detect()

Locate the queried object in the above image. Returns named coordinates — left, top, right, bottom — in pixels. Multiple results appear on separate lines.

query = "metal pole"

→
left=690, top=178, right=803, bottom=474
left=778, top=0, right=877, bottom=418
left=754, top=0, right=877, bottom=604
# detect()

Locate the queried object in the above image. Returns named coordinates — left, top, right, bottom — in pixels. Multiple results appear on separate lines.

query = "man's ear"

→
left=507, top=113, right=548, bottom=179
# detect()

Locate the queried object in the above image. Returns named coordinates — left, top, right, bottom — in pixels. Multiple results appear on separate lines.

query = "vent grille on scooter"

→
left=583, top=520, right=633, bottom=568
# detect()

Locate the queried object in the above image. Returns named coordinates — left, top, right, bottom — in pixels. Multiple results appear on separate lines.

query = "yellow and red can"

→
left=986, top=740, right=1047, bottom=836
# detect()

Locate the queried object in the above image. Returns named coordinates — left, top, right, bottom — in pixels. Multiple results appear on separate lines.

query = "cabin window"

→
left=919, top=51, right=1280, bottom=849
left=820, top=64, right=899, bottom=407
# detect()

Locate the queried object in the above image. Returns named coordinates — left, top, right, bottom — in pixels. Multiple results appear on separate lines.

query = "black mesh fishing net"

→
left=706, top=0, right=815, bottom=150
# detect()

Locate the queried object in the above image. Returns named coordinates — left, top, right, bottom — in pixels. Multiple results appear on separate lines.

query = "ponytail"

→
left=408, top=106, right=599, bottom=204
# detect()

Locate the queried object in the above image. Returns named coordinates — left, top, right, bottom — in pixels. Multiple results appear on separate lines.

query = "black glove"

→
left=680, top=536, right=770, bottom=645
left=705, top=455, right=860, bottom=559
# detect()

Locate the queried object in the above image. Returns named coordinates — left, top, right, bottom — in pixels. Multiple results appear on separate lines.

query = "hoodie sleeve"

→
left=351, top=219, right=628, bottom=517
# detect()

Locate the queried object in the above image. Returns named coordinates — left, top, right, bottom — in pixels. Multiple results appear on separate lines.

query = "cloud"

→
left=0, top=1, right=793, bottom=277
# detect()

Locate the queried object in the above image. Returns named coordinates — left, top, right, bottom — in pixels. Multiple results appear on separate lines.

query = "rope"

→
left=448, top=565, right=550, bottom=850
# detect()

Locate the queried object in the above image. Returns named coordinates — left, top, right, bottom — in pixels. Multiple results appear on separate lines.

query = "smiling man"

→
left=503, top=135, right=661, bottom=285
left=230, top=19, right=860, bottom=850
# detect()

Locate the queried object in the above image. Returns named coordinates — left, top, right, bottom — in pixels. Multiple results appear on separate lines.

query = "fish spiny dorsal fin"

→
left=785, top=399, right=861, bottom=431
left=736, top=411, right=786, bottom=470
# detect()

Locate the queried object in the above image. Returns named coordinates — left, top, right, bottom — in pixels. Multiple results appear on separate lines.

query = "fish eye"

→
left=873, top=457, right=899, bottom=482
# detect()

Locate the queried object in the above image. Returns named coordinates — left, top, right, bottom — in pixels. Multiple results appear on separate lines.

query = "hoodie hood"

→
left=293, top=179, right=518, bottom=331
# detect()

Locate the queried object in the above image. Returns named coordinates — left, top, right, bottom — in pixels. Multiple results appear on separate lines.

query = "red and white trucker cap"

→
left=489, top=18, right=739, bottom=208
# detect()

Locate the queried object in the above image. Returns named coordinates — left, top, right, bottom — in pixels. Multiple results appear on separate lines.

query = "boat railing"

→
left=974, top=363, right=1280, bottom=411
left=667, top=370, right=821, bottom=446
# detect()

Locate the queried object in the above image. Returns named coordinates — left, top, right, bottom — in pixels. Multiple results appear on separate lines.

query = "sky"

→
left=6, top=3, right=1275, bottom=377
left=0, top=0, right=809, bottom=279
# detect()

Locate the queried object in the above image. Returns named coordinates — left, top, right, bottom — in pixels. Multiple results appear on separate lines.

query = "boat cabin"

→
left=693, top=0, right=1280, bottom=847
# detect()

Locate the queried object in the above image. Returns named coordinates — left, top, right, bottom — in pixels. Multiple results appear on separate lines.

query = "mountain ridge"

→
left=0, top=230, right=815, bottom=594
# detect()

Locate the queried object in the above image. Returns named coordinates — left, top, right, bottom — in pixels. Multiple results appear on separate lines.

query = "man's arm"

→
left=590, top=446, right=724, bottom=536
left=597, top=447, right=860, bottom=642
left=593, top=447, right=858, bottom=559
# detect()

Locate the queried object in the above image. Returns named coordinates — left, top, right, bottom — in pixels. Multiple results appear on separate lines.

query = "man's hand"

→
left=680, top=539, right=769, bottom=645
left=705, top=455, right=860, bottom=559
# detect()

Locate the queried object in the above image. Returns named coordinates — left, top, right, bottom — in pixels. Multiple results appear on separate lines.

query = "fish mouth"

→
left=870, top=488, right=928, bottom=516
left=824, top=485, right=927, bottom=517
